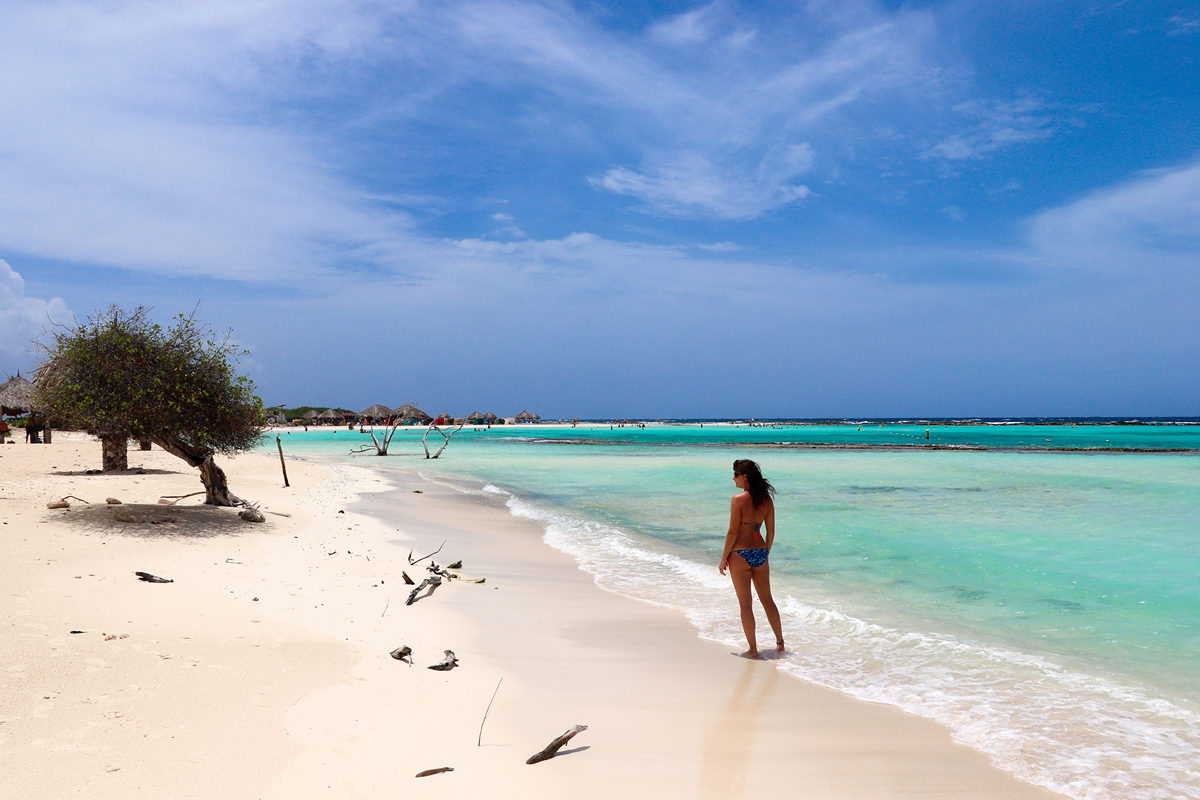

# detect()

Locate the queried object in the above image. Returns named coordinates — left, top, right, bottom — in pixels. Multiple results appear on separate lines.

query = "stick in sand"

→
left=276, top=435, right=290, bottom=487
left=478, top=677, right=503, bottom=746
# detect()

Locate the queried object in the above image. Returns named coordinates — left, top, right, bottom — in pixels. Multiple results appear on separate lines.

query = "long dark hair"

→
left=734, top=459, right=775, bottom=507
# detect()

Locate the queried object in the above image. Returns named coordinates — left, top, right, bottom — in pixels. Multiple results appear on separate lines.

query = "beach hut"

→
left=433, top=411, right=456, bottom=425
left=0, top=374, right=36, bottom=415
left=317, top=408, right=341, bottom=424
left=515, top=410, right=541, bottom=423
left=466, top=410, right=486, bottom=424
left=360, top=404, right=392, bottom=423
left=392, top=404, right=432, bottom=425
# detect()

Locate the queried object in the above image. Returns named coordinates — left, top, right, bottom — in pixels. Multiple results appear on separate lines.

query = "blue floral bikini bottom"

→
left=734, top=548, right=769, bottom=568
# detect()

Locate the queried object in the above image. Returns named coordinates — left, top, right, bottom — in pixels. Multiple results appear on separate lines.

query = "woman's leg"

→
left=750, top=564, right=784, bottom=651
left=729, top=555, right=759, bottom=657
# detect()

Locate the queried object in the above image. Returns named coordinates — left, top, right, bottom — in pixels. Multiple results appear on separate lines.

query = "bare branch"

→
left=526, top=725, right=588, bottom=764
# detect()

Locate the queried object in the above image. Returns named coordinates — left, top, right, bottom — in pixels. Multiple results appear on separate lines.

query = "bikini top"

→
left=742, top=520, right=764, bottom=542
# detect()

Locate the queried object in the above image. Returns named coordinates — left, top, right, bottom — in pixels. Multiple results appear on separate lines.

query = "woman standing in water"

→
left=719, top=459, right=785, bottom=658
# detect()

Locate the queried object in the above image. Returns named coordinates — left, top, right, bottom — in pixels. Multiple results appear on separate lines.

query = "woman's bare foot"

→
left=776, top=640, right=786, bottom=652
left=739, top=649, right=760, bottom=659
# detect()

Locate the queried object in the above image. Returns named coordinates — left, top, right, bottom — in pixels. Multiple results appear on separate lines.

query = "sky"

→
left=2, top=0, right=1198, bottom=419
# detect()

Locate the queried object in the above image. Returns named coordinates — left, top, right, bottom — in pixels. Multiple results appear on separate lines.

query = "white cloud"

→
left=591, top=148, right=813, bottom=220
left=925, top=96, right=1057, bottom=161
left=0, top=260, right=73, bottom=372
left=0, top=1, right=413, bottom=282
left=1028, top=159, right=1200, bottom=274
left=648, top=2, right=726, bottom=45
left=1166, top=13, right=1199, bottom=36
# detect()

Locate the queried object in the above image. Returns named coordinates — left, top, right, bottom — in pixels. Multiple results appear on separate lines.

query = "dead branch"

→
left=406, top=575, right=442, bottom=605
left=415, top=767, right=454, bottom=777
left=157, top=491, right=205, bottom=505
left=389, top=645, right=412, bottom=664
left=134, top=571, right=173, bottom=583
left=401, top=571, right=415, bottom=585
left=526, top=725, right=588, bottom=764
left=422, top=421, right=466, bottom=459
left=408, top=541, right=445, bottom=566
left=62, top=495, right=90, bottom=504
left=428, top=650, right=458, bottom=671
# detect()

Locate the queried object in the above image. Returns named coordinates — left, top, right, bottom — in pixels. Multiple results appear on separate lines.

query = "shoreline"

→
left=2, top=434, right=1066, bottom=798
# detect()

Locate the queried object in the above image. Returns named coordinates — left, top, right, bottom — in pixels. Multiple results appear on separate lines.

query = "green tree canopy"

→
left=35, top=305, right=264, bottom=505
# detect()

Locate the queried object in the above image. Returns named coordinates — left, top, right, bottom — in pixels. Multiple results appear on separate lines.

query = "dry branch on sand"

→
left=526, top=725, right=589, bottom=764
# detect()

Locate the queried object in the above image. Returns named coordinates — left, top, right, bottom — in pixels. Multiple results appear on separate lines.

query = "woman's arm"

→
left=718, top=495, right=742, bottom=574
left=764, top=499, right=776, bottom=550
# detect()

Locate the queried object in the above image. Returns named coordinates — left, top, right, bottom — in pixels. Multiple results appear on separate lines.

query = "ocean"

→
left=270, top=420, right=1200, bottom=800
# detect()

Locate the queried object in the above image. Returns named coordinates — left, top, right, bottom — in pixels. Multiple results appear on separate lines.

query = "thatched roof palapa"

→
left=392, top=404, right=432, bottom=423
left=360, top=403, right=392, bottom=418
left=0, top=374, right=36, bottom=415
left=317, top=408, right=342, bottom=421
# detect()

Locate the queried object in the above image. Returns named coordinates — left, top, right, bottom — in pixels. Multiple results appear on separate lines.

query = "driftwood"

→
left=415, top=767, right=454, bottom=777
left=157, top=491, right=205, bottom=505
left=428, top=650, right=458, bottom=671
left=48, top=494, right=89, bottom=508
left=134, top=571, right=173, bottom=583
left=406, top=575, right=442, bottom=605
left=401, top=571, right=415, bottom=585
left=422, top=422, right=466, bottom=459
left=348, top=410, right=420, bottom=456
left=389, top=645, right=412, bottom=664
left=526, top=724, right=588, bottom=764
left=408, top=541, right=445, bottom=566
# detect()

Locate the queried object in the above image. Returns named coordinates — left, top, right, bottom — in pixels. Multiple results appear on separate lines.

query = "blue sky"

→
left=1, top=0, right=1197, bottom=418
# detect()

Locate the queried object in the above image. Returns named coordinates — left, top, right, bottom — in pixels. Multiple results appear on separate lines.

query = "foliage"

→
left=274, top=405, right=354, bottom=422
left=35, top=306, right=264, bottom=453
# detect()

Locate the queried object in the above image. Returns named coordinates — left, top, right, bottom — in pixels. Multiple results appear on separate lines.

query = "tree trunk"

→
left=101, top=435, right=128, bottom=471
left=198, top=456, right=239, bottom=506
left=152, top=435, right=241, bottom=507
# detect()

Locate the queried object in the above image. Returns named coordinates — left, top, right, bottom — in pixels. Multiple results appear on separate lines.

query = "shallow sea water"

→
left=274, top=423, right=1200, bottom=800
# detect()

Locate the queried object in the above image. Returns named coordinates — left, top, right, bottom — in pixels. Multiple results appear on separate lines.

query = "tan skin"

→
left=719, top=470, right=785, bottom=658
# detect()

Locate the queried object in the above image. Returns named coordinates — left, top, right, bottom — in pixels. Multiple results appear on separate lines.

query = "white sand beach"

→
left=1, top=432, right=1067, bottom=799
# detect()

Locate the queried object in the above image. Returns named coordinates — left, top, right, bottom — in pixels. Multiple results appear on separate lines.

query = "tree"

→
left=35, top=306, right=264, bottom=505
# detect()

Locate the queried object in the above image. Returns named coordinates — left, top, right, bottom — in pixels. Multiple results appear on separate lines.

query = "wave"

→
left=479, top=483, right=1200, bottom=800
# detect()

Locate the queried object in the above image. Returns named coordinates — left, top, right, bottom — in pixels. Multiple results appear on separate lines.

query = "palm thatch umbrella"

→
left=466, top=410, right=485, bottom=423
left=360, top=403, right=392, bottom=419
left=317, top=408, right=342, bottom=422
left=302, top=409, right=320, bottom=421
left=516, top=410, right=542, bottom=421
left=393, top=404, right=432, bottom=424
left=0, top=374, right=36, bottom=415
left=482, top=412, right=498, bottom=421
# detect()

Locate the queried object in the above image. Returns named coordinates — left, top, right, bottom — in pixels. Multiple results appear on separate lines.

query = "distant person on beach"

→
left=719, top=459, right=784, bottom=658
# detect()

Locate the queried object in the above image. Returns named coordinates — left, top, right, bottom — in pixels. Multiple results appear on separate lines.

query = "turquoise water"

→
left=272, top=423, right=1200, bottom=800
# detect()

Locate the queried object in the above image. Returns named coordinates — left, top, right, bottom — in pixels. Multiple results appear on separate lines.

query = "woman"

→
left=719, top=459, right=785, bottom=658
